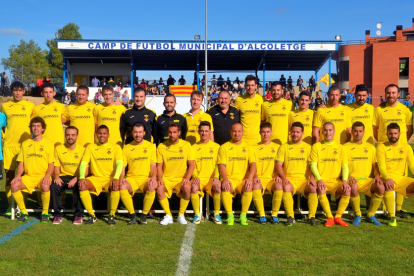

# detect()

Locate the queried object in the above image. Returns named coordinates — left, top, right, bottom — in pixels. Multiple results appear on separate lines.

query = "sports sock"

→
left=282, top=192, right=294, bottom=218
left=12, top=190, right=27, bottom=214
left=60, top=191, right=67, bottom=206
left=335, top=195, right=350, bottom=218
left=271, top=190, right=283, bottom=217
left=318, top=194, right=333, bottom=218
left=308, top=193, right=318, bottom=218
left=5, top=186, right=12, bottom=206
left=41, top=191, right=50, bottom=214
left=159, top=198, right=172, bottom=216
left=367, top=193, right=383, bottom=217
left=350, top=195, right=361, bottom=216
left=178, top=198, right=189, bottom=216
left=384, top=191, right=395, bottom=217
left=253, top=190, right=265, bottom=217
left=190, top=193, right=200, bottom=215
left=241, top=191, right=253, bottom=215
left=396, top=193, right=404, bottom=212
left=143, top=191, right=155, bottom=215
left=109, top=191, right=120, bottom=216
left=120, top=190, right=135, bottom=214
left=80, top=191, right=95, bottom=217
left=213, top=192, right=221, bottom=215
left=221, top=192, right=233, bottom=214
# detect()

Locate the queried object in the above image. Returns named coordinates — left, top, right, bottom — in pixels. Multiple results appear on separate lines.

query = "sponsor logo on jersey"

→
left=167, top=156, right=184, bottom=162
left=229, top=157, right=247, bottom=161
left=97, top=157, right=113, bottom=161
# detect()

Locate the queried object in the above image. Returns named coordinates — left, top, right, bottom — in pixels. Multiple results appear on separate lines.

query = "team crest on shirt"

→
left=107, top=150, right=111, bottom=154
left=22, top=107, right=26, bottom=111
left=340, top=112, right=344, bottom=117
left=365, top=108, right=368, bottom=113
left=144, top=115, right=149, bottom=122
left=282, top=106, right=286, bottom=111
left=400, top=149, right=404, bottom=154
left=179, top=147, right=183, bottom=154
left=306, top=115, right=310, bottom=122
left=75, top=155, right=79, bottom=159
left=87, top=108, right=91, bottom=112
left=198, top=119, right=201, bottom=123
left=300, top=149, right=305, bottom=154
left=210, top=148, right=214, bottom=154
left=242, top=147, right=246, bottom=153
left=54, top=107, right=58, bottom=112
left=333, top=150, right=337, bottom=155
left=112, top=110, right=116, bottom=115
left=271, top=148, right=275, bottom=154
left=364, top=148, right=368, bottom=154
left=255, top=102, right=259, bottom=107
left=230, top=113, right=234, bottom=119
left=39, top=148, right=43, bottom=152
left=143, top=149, right=147, bottom=154
left=397, top=110, right=401, bottom=116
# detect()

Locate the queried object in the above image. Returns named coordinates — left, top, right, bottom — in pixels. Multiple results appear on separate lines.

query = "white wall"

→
left=66, top=87, right=132, bottom=100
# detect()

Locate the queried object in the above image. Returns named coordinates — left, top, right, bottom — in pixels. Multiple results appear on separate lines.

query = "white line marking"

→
left=175, top=223, right=196, bottom=276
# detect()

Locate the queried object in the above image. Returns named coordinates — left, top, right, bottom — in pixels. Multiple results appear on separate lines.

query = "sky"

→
left=1, top=0, right=413, bottom=91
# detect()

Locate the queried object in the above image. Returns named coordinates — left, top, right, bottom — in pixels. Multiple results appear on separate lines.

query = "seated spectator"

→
left=70, top=91, right=77, bottom=104
left=178, top=75, right=186, bottom=85
left=64, top=92, right=72, bottom=107
left=108, top=78, right=115, bottom=87
left=167, top=75, right=176, bottom=86
left=95, top=89, right=102, bottom=105
left=233, top=77, right=240, bottom=85
left=200, top=76, right=206, bottom=90
left=310, top=97, right=315, bottom=110
left=226, top=77, right=232, bottom=90
left=279, top=74, right=286, bottom=87
left=265, top=90, right=272, bottom=100
left=140, top=79, right=148, bottom=89
left=231, top=90, right=238, bottom=104
left=284, top=91, right=290, bottom=100
left=122, top=90, right=130, bottom=108
left=287, top=76, right=293, bottom=91
left=217, top=75, right=224, bottom=88
left=233, top=81, right=239, bottom=92
left=239, top=81, right=245, bottom=95
left=211, top=75, right=217, bottom=89
left=222, top=81, right=229, bottom=91
left=124, top=82, right=129, bottom=87
left=210, top=88, right=218, bottom=105
left=290, top=90, right=295, bottom=101
left=153, top=86, right=160, bottom=95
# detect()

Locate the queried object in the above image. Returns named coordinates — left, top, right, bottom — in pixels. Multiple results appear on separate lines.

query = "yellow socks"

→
left=120, top=190, right=135, bottom=214
left=367, top=193, right=384, bottom=217
left=282, top=192, right=294, bottom=218
left=213, top=192, right=221, bottom=215
left=109, top=191, right=120, bottom=216
left=335, top=196, right=350, bottom=218
left=191, top=193, right=200, bottom=215
left=396, top=193, right=404, bottom=212
left=41, top=191, right=50, bottom=214
left=143, top=191, right=155, bottom=215
left=253, top=190, right=265, bottom=217
left=384, top=191, right=395, bottom=217
left=241, top=192, right=253, bottom=215
left=308, top=193, right=318, bottom=218
left=272, top=190, right=283, bottom=217
left=221, top=192, right=233, bottom=214
left=178, top=198, right=189, bottom=216
left=12, top=190, right=27, bottom=214
left=350, top=195, right=361, bottom=216
left=318, top=194, right=333, bottom=218
left=159, top=198, right=172, bottom=216
left=6, top=186, right=12, bottom=206
left=80, top=191, right=95, bottom=217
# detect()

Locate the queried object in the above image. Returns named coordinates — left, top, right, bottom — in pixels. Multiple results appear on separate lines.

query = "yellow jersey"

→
left=373, top=102, right=412, bottom=144
left=81, top=143, right=123, bottom=178
left=33, top=102, right=65, bottom=146
left=313, top=105, right=352, bottom=145
left=376, top=142, right=413, bottom=178
left=288, top=109, right=314, bottom=145
left=346, top=102, right=375, bottom=145
left=123, top=140, right=156, bottom=178
left=235, top=94, right=263, bottom=144
left=261, top=98, right=294, bottom=145
left=192, top=140, right=220, bottom=181
left=344, top=141, right=376, bottom=180
left=1, top=100, right=35, bottom=147
left=93, top=103, right=126, bottom=146
left=63, top=102, right=96, bottom=147
left=17, top=138, right=54, bottom=177
left=54, top=143, right=85, bottom=176
left=277, top=141, right=311, bottom=179
left=218, top=141, right=256, bottom=180
left=310, top=141, right=348, bottom=181
left=253, top=142, right=279, bottom=179
left=183, top=110, right=214, bottom=145
left=157, top=139, right=195, bottom=179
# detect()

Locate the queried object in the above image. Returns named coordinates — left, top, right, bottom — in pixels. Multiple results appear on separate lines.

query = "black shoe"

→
left=285, top=216, right=295, bottom=226
left=396, top=210, right=411, bottom=219
left=17, top=213, right=28, bottom=223
left=139, top=213, right=147, bottom=225
left=84, top=215, right=97, bottom=225
left=41, top=214, right=49, bottom=223
left=128, top=213, right=137, bottom=225
left=308, top=217, right=320, bottom=226
left=107, top=215, right=116, bottom=225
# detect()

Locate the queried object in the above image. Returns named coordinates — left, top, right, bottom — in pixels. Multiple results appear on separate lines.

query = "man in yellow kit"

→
left=11, top=117, right=54, bottom=223
left=235, top=75, right=263, bottom=145
left=63, top=85, right=96, bottom=147
left=376, top=123, right=414, bottom=227
left=277, top=122, right=320, bottom=226
left=313, top=86, right=352, bottom=145
left=156, top=122, right=195, bottom=225
left=190, top=121, right=221, bottom=224
left=118, top=122, right=157, bottom=225
left=310, top=122, right=351, bottom=227
left=344, top=122, right=384, bottom=226
left=261, top=81, right=294, bottom=145
left=2, top=81, right=35, bottom=215
left=94, top=85, right=126, bottom=146
left=78, top=125, right=123, bottom=225
left=252, top=122, right=279, bottom=225
left=288, top=91, right=314, bottom=145
left=183, top=90, right=214, bottom=145
left=219, top=123, right=256, bottom=226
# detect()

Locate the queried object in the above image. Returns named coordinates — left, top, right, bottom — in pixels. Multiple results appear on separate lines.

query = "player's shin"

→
left=396, top=193, right=404, bottom=212
left=221, top=192, right=233, bottom=214
left=41, top=191, right=50, bottom=214
left=367, top=193, right=383, bottom=217
left=272, top=190, right=283, bottom=217
left=178, top=198, right=190, bottom=216
left=12, top=190, right=27, bottom=214
left=110, top=191, right=120, bottom=216
left=335, top=196, right=350, bottom=218
left=143, top=191, right=155, bottom=215
left=308, top=193, right=318, bottom=218
left=282, top=192, right=294, bottom=218
left=191, top=193, right=200, bottom=215
left=5, top=186, right=12, bottom=206
left=213, top=192, right=221, bottom=215
left=241, top=192, right=253, bottom=215
left=318, top=194, right=333, bottom=218
left=120, top=190, right=135, bottom=214
left=80, top=191, right=95, bottom=217
left=159, top=198, right=172, bottom=216
left=384, top=191, right=395, bottom=217
left=350, top=195, right=361, bottom=216
left=253, top=190, right=265, bottom=217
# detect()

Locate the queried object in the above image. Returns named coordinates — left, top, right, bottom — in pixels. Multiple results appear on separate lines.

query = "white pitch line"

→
left=175, top=223, right=196, bottom=276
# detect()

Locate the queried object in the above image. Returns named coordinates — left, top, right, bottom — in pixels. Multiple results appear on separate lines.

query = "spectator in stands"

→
left=265, top=82, right=269, bottom=92
left=122, top=90, right=130, bottom=108
left=200, top=75, right=206, bottom=90
left=341, top=89, right=347, bottom=103
left=231, top=90, right=238, bottom=104
left=285, top=90, right=290, bottom=100
left=306, top=86, right=311, bottom=93
left=210, top=88, right=218, bottom=106
left=140, top=79, right=148, bottom=89
left=233, top=77, right=240, bottom=85
left=239, top=81, right=245, bottom=95
left=290, top=89, right=295, bottom=101
left=314, top=94, right=323, bottom=110
left=222, top=81, right=229, bottom=91
left=101, top=77, right=107, bottom=87
left=226, top=77, right=232, bottom=90
left=115, top=83, right=124, bottom=95
left=64, top=91, right=71, bottom=107
left=256, top=76, right=260, bottom=87
left=297, top=75, right=304, bottom=90
left=124, top=82, right=130, bottom=87
left=167, top=75, right=176, bottom=86
left=233, top=81, right=239, bottom=93
left=217, top=75, right=224, bottom=88
left=133, top=77, right=139, bottom=86
left=62, top=89, right=68, bottom=104
left=70, top=91, right=76, bottom=104
left=279, top=74, right=286, bottom=87
left=179, top=75, right=186, bottom=85
left=158, top=77, right=165, bottom=90
left=287, top=76, right=293, bottom=91
left=11, top=74, right=19, bottom=84
left=74, top=83, right=78, bottom=87
left=91, top=76, right=100, bottom=87
left=265, top=89, right=272, bottom=100
left=211, top=75, right=217, bottom=89
left=153, top=86, right=160, bottom=95
left=309, top=75, right=316, bottom=92
left=95, top=89, right=102, bottom=105
left=310, top=97, right=315, bottom=110
left=108, top=78, right=115, bottom=87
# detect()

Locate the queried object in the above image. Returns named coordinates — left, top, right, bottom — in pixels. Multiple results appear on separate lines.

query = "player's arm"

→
left=182, top=160, right=195, bottom=186
left=54, top=165, right=63, bottom=186
left=406, top=149, right=414, bottom=176
left=243, top=162, right=256, bottom=191
left=119, top=166, right=127, bottom=182
left=41, top=163, right=54, bottom=186
left=312, top=127, right=320, bottom=144
left=156, top=162, right=165, bottom=187
left=120, top=113, right=127, bottom=144
left=373, top=125, right=379, bottom=141
left=148, top=163, right=158, bottom=187
left=310, top=161, right=326, bottom=190
left=11, top=162, right=25, bottom=185
left=276, top=161, right=290, bottom=187
left=372, top=162, right=383, bottom=186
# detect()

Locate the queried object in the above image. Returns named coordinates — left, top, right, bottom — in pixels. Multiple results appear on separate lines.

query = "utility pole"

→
left=204, top=0, right=208, bottom=109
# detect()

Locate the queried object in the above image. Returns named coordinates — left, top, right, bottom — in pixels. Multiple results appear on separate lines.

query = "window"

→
left=338, top=61, right=349, bottom=82
left=399, top=58, right=409, bottom=79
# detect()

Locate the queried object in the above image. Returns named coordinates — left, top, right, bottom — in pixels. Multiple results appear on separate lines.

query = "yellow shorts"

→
left=87, top=176, right=112, bottom=196
left=227, top=178, right=245, bottom=197
left=125, top=177, right=148, bottom=196
left=163, top=178, right=183, bottom=198
left=262, top=178, right=275, bottom=194
left=325, top=179, right=343, bottom=199
left=288, top=177, right=308, bottom=195
left=356, top=178, right=373, bottom=197
left=21, top=175, right=52, bottom=194
left=4, top=146, right=20, bottom=170
left=392, top=175, right=414, bottom=197
left=193, top=178, right=215, bottom=197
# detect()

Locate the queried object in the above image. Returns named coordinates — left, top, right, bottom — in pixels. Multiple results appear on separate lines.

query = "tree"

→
left=46, top=23, right=82, bottom=91
left=1, top=39, right=49, bottom=87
